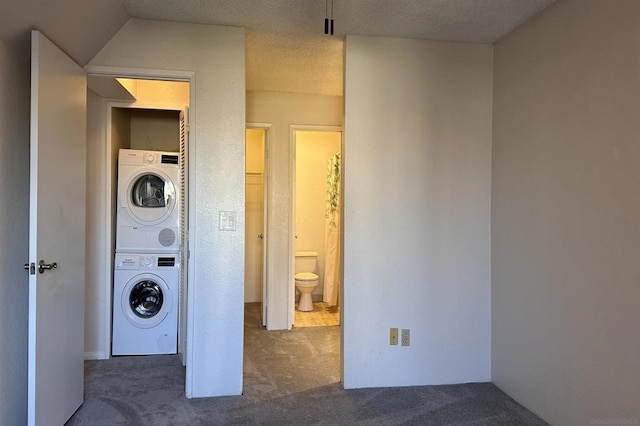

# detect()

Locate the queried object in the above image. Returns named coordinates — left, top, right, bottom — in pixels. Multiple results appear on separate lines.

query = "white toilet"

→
left=295, top=251, right=320, bottom=312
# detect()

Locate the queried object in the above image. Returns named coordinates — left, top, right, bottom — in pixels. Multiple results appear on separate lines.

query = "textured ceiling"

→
left=0, top=0, right=557, bottom=96
left=246, top=32, right=344, bottom=96
left=125, top=0, right=556, bottom=43
left=125, top=0, right=556, bottom=96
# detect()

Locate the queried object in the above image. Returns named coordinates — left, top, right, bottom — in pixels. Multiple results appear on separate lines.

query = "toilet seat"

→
left=295, top=272, right=318, bottom=282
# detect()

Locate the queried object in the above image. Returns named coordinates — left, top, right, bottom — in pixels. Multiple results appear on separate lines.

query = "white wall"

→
left=130, top=109, right=180, bottom=152
left=492, top=1, right=640, bottom=424
left=295, top=131, right=341, bottom=298
left=0, top=41, right=30, bottom=425
left=343, top=36, right=493, bottom=388
left=118, top=79, right=189, bottom=106
left=85, top=89, right=109, bottom=359
left=246, top=90, right=343, bottom=329
left=89, top=19, right=246, bottom=397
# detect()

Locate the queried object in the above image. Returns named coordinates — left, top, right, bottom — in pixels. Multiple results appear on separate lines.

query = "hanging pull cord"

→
left=331, top=0, right=334, bottom=35
left=324, top=0, right=335, bottom=35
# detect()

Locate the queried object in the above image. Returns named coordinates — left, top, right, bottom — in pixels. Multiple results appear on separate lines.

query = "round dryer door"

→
left=121, top=273, right=173, bottom=329
left=132, top=174, right=167, bottom=207
left=122, top=170, right=176, bottom=226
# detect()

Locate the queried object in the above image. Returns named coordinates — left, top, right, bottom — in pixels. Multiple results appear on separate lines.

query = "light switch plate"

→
left=219, top=211, right=237, bottom=231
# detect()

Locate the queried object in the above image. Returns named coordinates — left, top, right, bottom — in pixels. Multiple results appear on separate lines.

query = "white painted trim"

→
left=289, top=125, right=343, bottom=329
left=246, top=123, right=272, bottom=328
left=108, top=101, right=184, bottom=111
left=85, top=65, right=192, bottom=82
left=83, top=352, right=107, bottom=360
left=288, top=127, right=296, bottom=330
left=185, top=77, right=197, bottom=399
left=103, top=105, right=113, bottom=362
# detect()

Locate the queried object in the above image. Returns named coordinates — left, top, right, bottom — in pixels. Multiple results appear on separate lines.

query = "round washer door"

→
left=121, top=169, right=177, bottom=226
left=121, top=273, right=173, bottom=329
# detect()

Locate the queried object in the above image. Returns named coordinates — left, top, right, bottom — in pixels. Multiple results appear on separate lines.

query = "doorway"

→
left=245, top=124, right=270, bottom=326
left=85, top=76, right=191, bottom=367
left=290, top=127, right=343, bottom=328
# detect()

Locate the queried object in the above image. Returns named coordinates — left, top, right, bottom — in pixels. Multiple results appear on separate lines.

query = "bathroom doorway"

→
left=245, top=124, right=270, bottom=326
left=290, top=127, right=343, bottom=328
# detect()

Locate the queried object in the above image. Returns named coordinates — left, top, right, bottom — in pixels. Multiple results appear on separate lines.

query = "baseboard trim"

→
left=84, top=351, right=108, bottom=360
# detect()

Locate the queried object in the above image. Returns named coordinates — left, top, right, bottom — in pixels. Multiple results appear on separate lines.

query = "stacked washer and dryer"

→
left=112, top=149, right=181, bottom=356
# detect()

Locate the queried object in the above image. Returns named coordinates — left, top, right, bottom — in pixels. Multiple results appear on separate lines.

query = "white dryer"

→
left=112, top=253, right=179, bottom=355
left=116, top=149, right=180, bottom=253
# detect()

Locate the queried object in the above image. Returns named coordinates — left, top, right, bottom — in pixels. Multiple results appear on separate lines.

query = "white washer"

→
left=112, top=253, right=179, bottom=355
left=116, top=149, right=180, bottom=253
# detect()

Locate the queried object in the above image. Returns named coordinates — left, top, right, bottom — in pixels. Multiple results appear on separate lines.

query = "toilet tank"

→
left=295, top=251, right=318, bottom=273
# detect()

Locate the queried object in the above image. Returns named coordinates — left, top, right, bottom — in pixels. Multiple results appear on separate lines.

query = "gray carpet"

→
left=66, top=304, right=547, bottom=425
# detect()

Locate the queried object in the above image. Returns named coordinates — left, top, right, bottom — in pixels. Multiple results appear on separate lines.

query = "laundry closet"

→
left=86, top=77, right=189, bottom=363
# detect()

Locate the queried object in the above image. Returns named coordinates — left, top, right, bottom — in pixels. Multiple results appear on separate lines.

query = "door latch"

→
left=24, top=262, right=35, bottom=275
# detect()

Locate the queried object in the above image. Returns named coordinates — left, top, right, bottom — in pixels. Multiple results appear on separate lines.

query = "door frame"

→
left=246, top=123, right=271, bottom=326
left=288, top=125, right=343, bottom=328
left=84, top=66, right=195, bottom=391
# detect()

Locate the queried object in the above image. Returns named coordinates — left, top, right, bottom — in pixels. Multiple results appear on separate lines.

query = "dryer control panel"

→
left=115, top=254, right=179, bottom=270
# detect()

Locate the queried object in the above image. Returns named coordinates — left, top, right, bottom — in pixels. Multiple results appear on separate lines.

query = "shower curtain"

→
left=323, top=151, right=341, bottom=306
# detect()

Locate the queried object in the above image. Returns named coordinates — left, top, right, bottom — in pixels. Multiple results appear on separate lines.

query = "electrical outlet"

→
left=389, top=328, right=398, bottom=345
left=401, top=329, right=410, bottom=346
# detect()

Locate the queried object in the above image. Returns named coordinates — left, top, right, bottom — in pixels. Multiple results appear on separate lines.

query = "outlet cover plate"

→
left=401, top=329, right=410, bottom=346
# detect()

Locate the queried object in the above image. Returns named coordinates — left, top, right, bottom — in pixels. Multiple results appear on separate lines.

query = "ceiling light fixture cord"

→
left=324, top=0, right=334, bottom=35
left=324, top=0, right=329, bottom=34
left=330, top=0, right=334, bottom=35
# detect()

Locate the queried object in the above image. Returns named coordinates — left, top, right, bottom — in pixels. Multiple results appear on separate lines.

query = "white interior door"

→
left=28, top=30, right=86, bottom=426
left=245, top=127, right=268, bottom=325
left=245, top=175, right=264, bottom=305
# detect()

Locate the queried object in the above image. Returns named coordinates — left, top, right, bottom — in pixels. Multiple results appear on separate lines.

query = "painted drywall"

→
left=492, top=1, right=640, bottom=424
left=119, top=79, right=189, bottom=106
left=295, top=131, right=341, bottom=299
left=130, top=109, right=180, bottom=152
left=343, top=36, right=493, bottom=388
left=0, top=41, right=30, bottom=425
left=90, top=19, right=246, bottom=397
left=85, top=89, right=108, bottom=359
left=245, top=128, right=264, bottom=303
left=246, top=90, right=343, bottom=330
left=84, top=101, right=130, bottom=359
